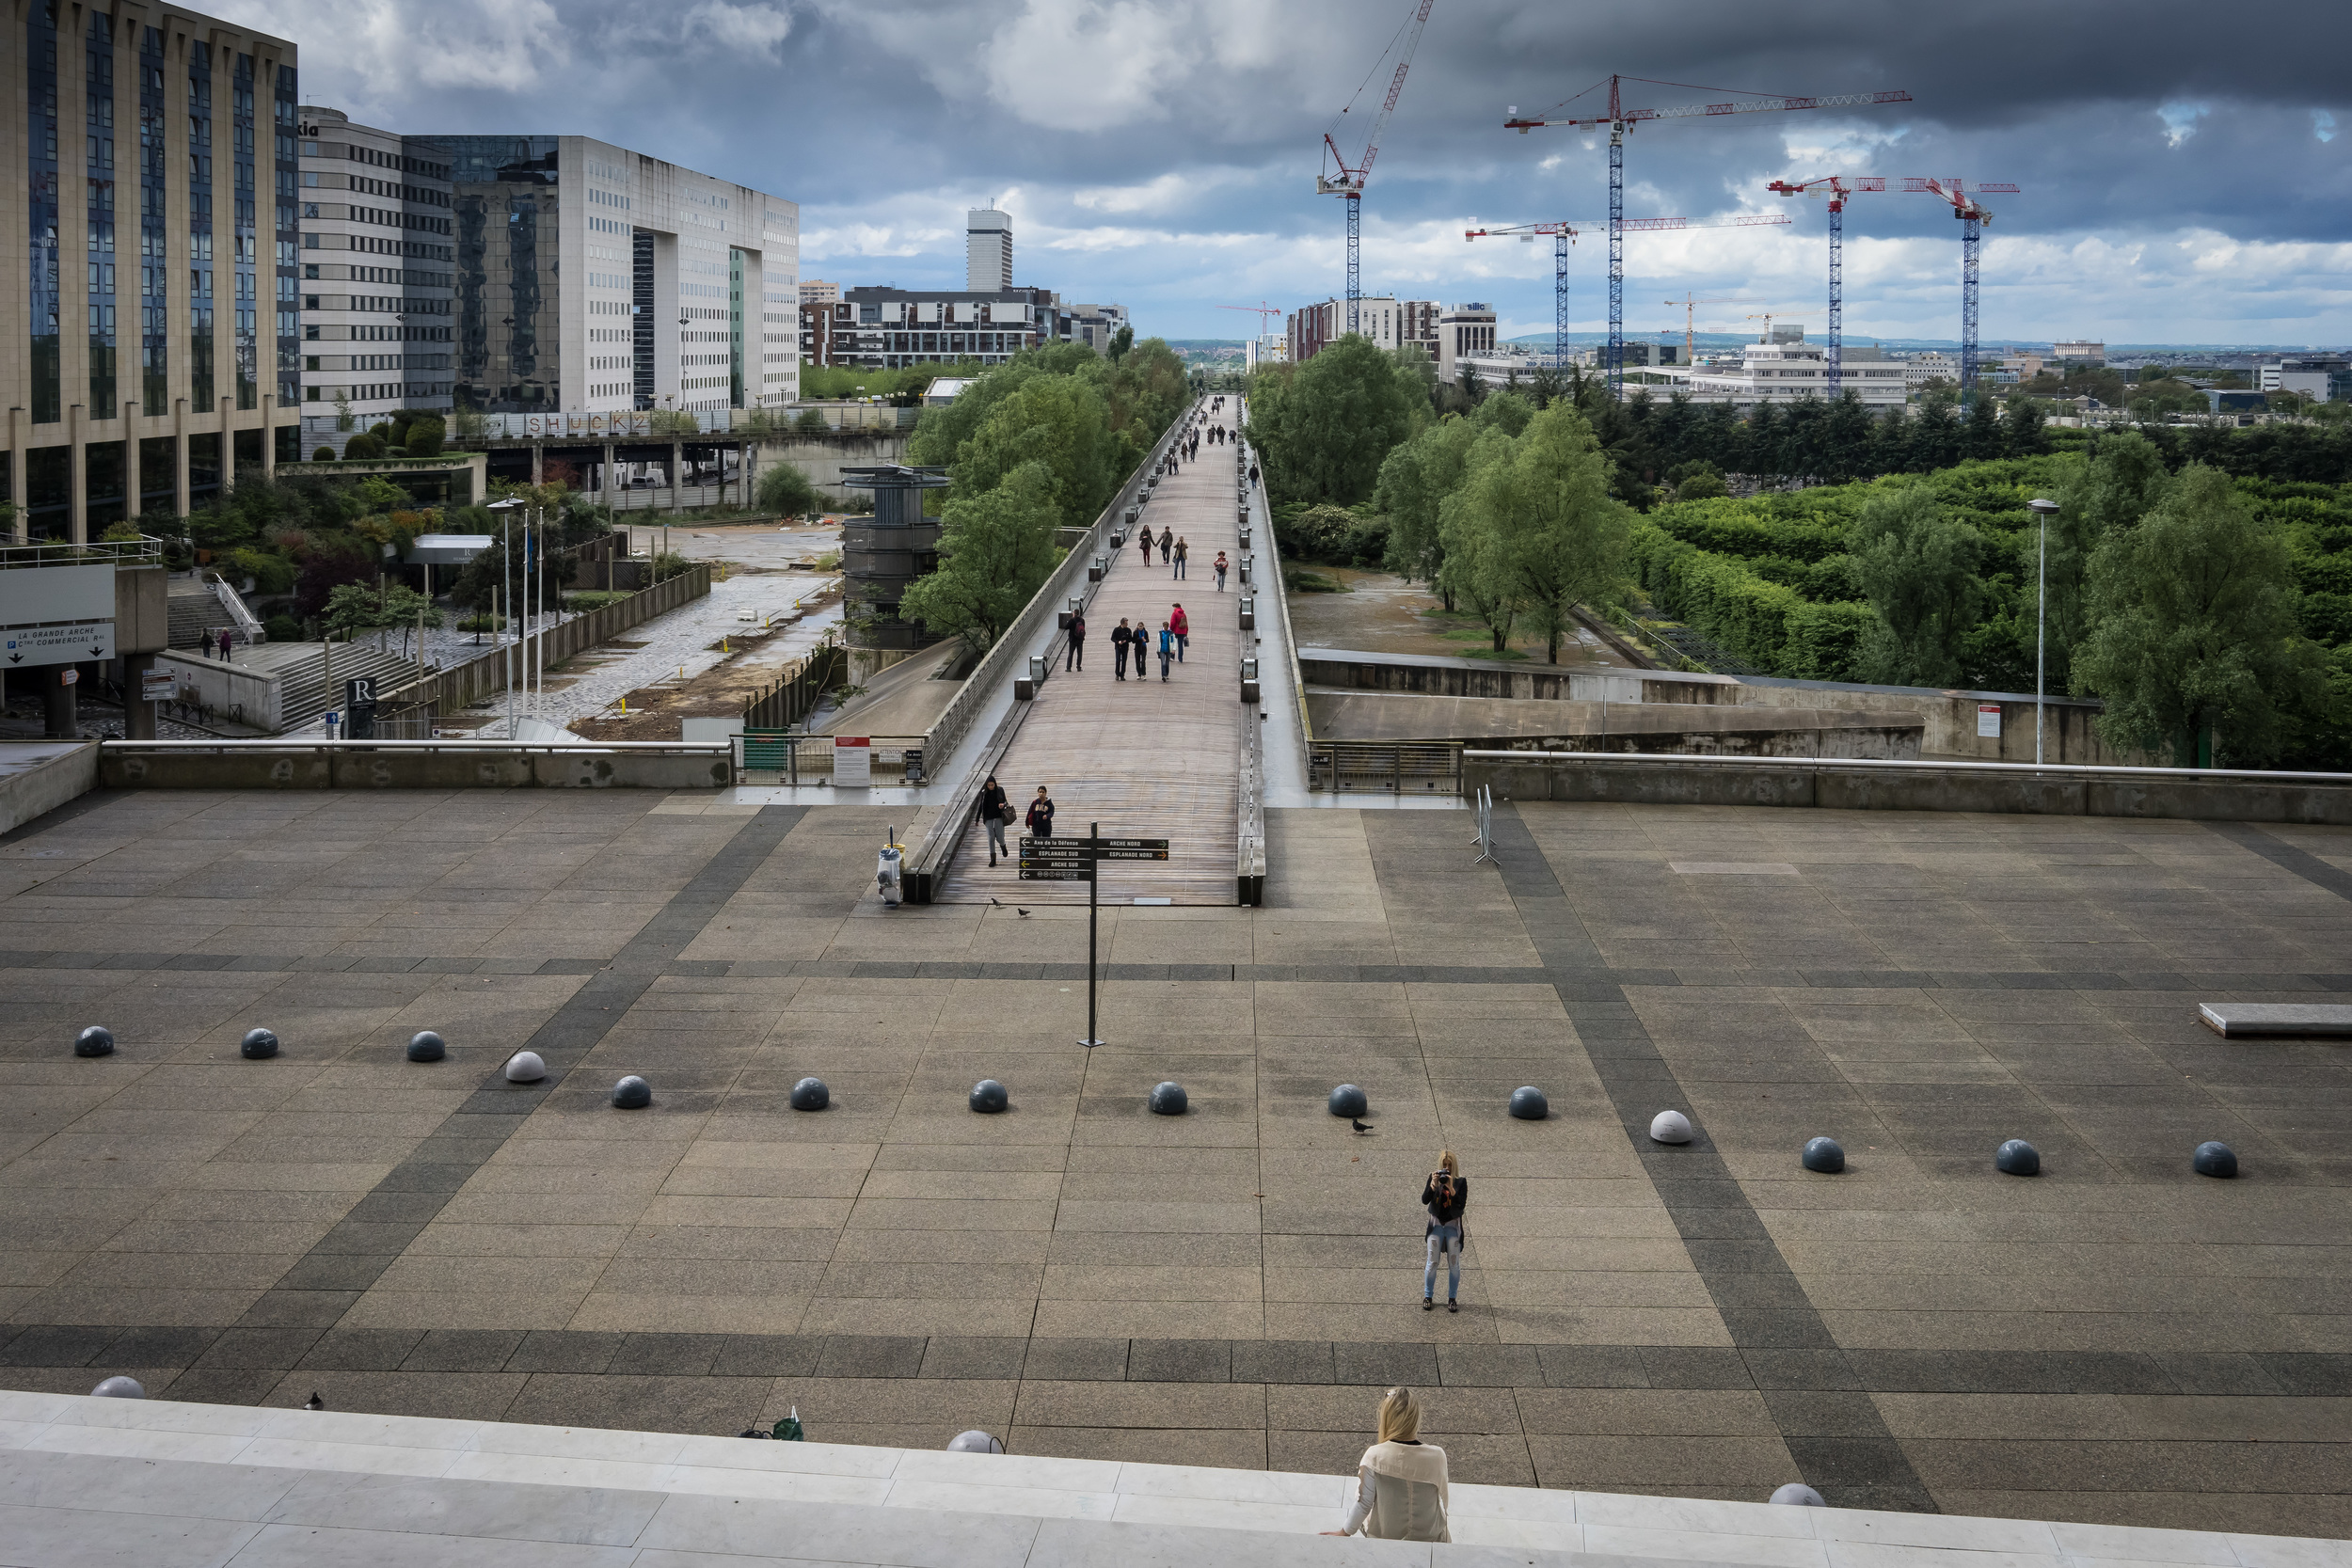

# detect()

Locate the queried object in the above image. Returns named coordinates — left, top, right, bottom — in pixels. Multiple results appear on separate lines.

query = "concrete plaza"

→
left=2, top=789, right=2350, bottom=1533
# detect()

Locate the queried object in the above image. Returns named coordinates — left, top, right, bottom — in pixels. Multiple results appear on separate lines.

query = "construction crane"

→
left=1905, top=179, right=2019, bottom=403
left=1763, top=176, right=1884, bottom=396
left=1466, top=216, right=1791, bottom=373
left=1504, top=75, right=1910, bottom=398
left=1216, top=303, right=1283, bottom=335
left=1319, top=0, right=1438, bottom=337
left=1663, top=293, right=1754, bottom=364
left=1742, top=311, right=1798, bottom=339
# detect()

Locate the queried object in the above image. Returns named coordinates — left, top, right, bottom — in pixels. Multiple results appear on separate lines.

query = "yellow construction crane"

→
left=1743, top=310, right=1803, bottom=341
left=1662, top=294, right=1752, bottom=362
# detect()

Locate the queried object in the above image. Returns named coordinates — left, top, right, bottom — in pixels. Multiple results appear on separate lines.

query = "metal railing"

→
left=735, top=734, right=928, bottom=785
left=0, top=534, right=165, bottom=569
left=1460, top=749, right=2352, bottom=785
left=1308, top=741, right=1466, bottom=794
left=742, top=641, right=845, bottom=731
left=209, top=574, right=265, bottom=644
left=102, top=738, right=730, bottom=757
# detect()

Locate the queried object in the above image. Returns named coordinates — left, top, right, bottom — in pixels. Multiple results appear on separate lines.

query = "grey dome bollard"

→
left=1149, top=1081, right=1188, bottom=1116
left=2193, top=1140, right=2238, bottom=1179
left=946, top=1430, right=1005, bottom=1453
left=240, top=1027, right=279, bottom=1060
left=90, top=1376, right=146, bottom=1399
left=1649, top=1110, right=1692, bottom=1145
left=1508, top=1085, right=1549, bottom=1120
left=1770, top=1482, right=1825, bottom=1507
left=1994, top=1139, right=2041, bottom=1176
left=406, top=1030, right=447, bottom=1063
left=74, top=1025, right=116, bottom=1058
left=790, top=1076, right=830, bottom=1112
left=1327, top=1085, right=1368, bottom=1118
left=504, top=1051, right=546, bottom=1083
left=970, top=1079, right=1009, bottom=1114
left=612, top=1075, right=652, bottom=1109
left=1801, top=1136, right=1846, bottom=1174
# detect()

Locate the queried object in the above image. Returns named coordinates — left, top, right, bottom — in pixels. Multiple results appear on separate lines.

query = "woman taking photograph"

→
left=1320, top=1386, right=1450, bottom=1543
left=1422, top=1150, right=1467, bottom=1313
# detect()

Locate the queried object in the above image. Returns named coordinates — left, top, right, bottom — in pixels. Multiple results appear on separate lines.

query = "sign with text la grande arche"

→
left=0, top=562, right=118, bottom=669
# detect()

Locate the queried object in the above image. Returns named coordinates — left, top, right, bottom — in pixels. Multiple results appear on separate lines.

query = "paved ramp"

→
left=935, top=402, right=1248, bottom=904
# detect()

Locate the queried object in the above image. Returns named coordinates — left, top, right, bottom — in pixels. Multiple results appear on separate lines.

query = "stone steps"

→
left=1, top=1389, right=2331, bottom=1568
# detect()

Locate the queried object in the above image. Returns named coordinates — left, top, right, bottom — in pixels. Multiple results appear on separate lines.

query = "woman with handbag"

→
left=976, top=774, right=1011, bottom=867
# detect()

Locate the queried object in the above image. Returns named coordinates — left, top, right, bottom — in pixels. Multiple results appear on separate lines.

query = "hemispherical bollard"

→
left=74, top=1025, right=116, bottom=1058
left=1149, top=1081, right=1188, bottom=1116
left=1649, top=1110, right=1692, bottom=1145
left=1327, top=1084, right=1369, bottom=1119
left=1994, top=1138, right=2041, bottom=1177
left=1801, top=1136, right=1846, bottom=1174
left=969, top=1079, right=1009, bottom=1114
left=504, top=1051, right=546, bottom=1084
left=240, top=1027, right=279, bottom=1060
left=90, top=1376, right=146, bottom=1400
left=2193, top=1140, right=2238, bottom=1179
left=1770, top=1482, right=1826, bottom=1507
left=946, top=1430, right=1005, bottom=1453
left=612, top=1075, right=652, bottom=1109
left=1508, top=1085, right=1549, bottom=1121
left=406, top=1030, right=447, bottom=1063
left=790, top=1076, right=830, bottom=1112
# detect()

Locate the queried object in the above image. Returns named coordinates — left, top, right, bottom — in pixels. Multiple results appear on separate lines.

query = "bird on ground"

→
left=991, top=897, right=1003, bottom=906
left=1017, top=908, right=1032, bottom=918
left=1351, top=1118, right=1375, bottom=1134
left=303, top=1392, right=325, bottom=1410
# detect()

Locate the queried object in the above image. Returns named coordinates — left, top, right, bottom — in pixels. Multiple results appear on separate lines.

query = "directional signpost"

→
left=1019, top=827, right=1172, bottom=1050
left=2, top=620, right=114, bottom=668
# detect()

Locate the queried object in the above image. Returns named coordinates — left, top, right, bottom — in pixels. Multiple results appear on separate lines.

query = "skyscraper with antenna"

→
left=967, top=204, right=1012, bottom=292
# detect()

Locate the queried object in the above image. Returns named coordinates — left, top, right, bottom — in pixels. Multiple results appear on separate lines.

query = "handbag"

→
left=1001, top=804, right=1016, bottom=825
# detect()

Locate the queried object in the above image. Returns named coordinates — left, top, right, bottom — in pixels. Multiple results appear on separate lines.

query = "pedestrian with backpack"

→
left=1156, top=622, right=1175, bottom=682
left=1169, top=603, right=1189, bottom=663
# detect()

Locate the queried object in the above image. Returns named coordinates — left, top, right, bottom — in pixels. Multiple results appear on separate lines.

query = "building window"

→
left=27, top=2, right=63, bottom=424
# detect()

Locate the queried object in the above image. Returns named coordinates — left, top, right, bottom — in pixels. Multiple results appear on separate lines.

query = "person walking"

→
left=1170, top=603, right=1189, bottom=662
left=1137, top=529, right=1153, bottom=567
left=1213, top=550, right=1229, bottom=592
left=1111, top=617, right=1134, bottom=681
left=1156, top=621, right=1174, bottom=682
left=217, top=627, right=233, bottom=662
left=1248, top=462, right=1260, bottom=488
left=1320, top=1388, right=1450, bottom=1543
left=1025, top=786, right=1056, bottom=840
left=1422, top=1151, right=1468, bottom=1313
left=1064, top=610, right=1086, bottom=673
left=1157, top=524, right=1173, bottom=562
left=1171, top=536, right=1188, bottom=580
left=976, top=773, right=1011, bottom=867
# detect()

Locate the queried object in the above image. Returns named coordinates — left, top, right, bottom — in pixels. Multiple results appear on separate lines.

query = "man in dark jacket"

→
left=1064, top=610, right=1086, bottom=672
left=976, top=774, right=1011, bottom=866
left=1111, top=618, right=1134, bottom=681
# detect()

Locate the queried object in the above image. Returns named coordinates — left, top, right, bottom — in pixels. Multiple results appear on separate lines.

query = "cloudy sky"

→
left=231, top=0, right=2350, bottom=348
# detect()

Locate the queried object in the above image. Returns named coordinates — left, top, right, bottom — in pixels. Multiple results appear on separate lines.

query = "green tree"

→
left=1483, top=402, right=1633, bottom=663
left=1437, top=427, right=1521, bottom=652
left=898, top=460, right=1061, bottom=649
left=1847, top=483, right=1983, bottom=687
left=2073, top=464, right=2333, bottom=764
left=379, top=583, right=444, bottom=657
left=2031, top=431, right=2171, bottom=690
left=321, top=581, right=393, bottom=641
left=950, top=372, right=1115, bottom=530
left=405, top=417, right=446, bottom=458
left=1472, top=391, right=1534, bottom=439
left=1245, top=334, right=1417, bottom=507
left=1107, top=324, right=1134, bottom=361
left=755, top=462, right=819, bottom=519
left=1963, top=393, right=2005, bottom=460
left=1375, top=415, right=1480, bottom=594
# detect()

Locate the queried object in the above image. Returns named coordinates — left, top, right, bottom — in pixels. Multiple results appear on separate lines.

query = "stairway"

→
left=270, top=641, right=417, bottom=732
left=166, top=575, right=263, bottom=651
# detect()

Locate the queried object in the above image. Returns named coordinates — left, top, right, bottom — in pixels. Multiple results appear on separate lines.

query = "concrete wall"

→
left=0, top=743, right=99, bottom=834
left=1463, top=752, right=2352, bottom=826
left=156, top=653, right=281, bottom=732
left=376, top=565, right=711, bottom=716
left=99, top=745, right=730, bottom=791
left=753, top=432, right=913, bottom=502
left=114, top=567, right=170, bottom=656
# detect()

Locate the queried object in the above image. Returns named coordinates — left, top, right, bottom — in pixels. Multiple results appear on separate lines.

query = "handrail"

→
left=101, top=738, right=731, bottom=755
left=1462, top=749, right=2352, bottom=785
left=209, top=574, right=265, bottom=642
left=0, top=534, right=165, bottom=568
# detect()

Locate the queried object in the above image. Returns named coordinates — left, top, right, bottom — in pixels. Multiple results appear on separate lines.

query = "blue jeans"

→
left=1425, top=1223, right=1461, bottom=1301
left=1173, top=558, right=1186, bottom=578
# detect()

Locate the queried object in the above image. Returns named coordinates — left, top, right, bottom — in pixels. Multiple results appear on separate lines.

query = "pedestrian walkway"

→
left=936, top=402, right=1247, bottom=904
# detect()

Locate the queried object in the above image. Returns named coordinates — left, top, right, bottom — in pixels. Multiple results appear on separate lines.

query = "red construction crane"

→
left=1465, top=216, right=1790, bottom=372
left=1503, top=75, right=1911, bottom=398
left=1904, top=179, right=2019, bottom=402
left=1318, top=0, right=1438, bottom=338
left=1216, top=303, right=1283, bottom=334
left=1764, top=177, right=1885, bottom=395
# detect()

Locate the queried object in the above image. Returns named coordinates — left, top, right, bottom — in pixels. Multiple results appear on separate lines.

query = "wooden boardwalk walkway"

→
left=936, top=402, right=1248, bottom=905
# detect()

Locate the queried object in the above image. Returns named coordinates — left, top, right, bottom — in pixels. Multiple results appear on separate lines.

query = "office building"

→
left=1568, top=341, right=1683, bottom=371
left=800, top=279, right=839, bottom=306
left=1245, top=335, right=1287, bottom=371
left=801, top=298, right=849, bottom=368
left=4, top=3, right=302, bottom=542
left=1436, top=304, right=1498, bottom=383
left=966, top=208, right=1012, bottom=293
left=1687, top=330, right=1906, bottom=408
left=829, top=287, right=1052, bottom=370
left=1285, top=297, right=1440, bottom=364
left=2263, top=356, right=2352, bottom=403
left=294, top=107, right=453, bottom=421
left=1903, top=351, right=1960, bottom=390
left=2051, top=340, right=2105, bottom=368
left=430, top=135, right=798, bottom=413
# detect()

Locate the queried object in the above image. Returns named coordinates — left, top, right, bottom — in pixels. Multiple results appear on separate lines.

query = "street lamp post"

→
left=489, top=497, right=521, bottom=738
left=2026, top=498, right=2059, bottom=767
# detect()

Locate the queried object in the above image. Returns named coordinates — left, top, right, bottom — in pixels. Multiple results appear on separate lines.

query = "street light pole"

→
left=2026, top=498, right=2058, bottom=767
left=490, top=497, right=520, bottom=737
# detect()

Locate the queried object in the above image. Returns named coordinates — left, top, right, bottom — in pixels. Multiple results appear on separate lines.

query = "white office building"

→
left=967, top=208, right=1012, bottom=293
left=433, top=135, right=798, bottom=414
left=1687, top=331, right=1907, bottom=407
left=295, top=108, right=454, bottom=420
left=1436, top=304, right=1498, bottom=383
left=1903, top=351, right=1959, bottom=391
left=800, top=279, right=839, bottom=306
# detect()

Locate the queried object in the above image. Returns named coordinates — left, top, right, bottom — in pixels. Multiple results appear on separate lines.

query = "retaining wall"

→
left=377, top=564, right=711, bottom=714
left=0, top=743, right=100, bottom=833
left=99, top=743, right=730, bottom=791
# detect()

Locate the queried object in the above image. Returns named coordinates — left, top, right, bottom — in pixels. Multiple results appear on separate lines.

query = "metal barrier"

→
left=1307, top=741, right=1465, bottom=794
left=1470, top=784, right=1497, bottom=866
left=734, top=733, right=928, bottom=785
left=0, top=535, right=163, bottom=568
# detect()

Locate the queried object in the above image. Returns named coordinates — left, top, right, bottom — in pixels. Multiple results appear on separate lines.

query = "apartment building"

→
left=294, top=106, right=453, bottom=420
left=5, top=2, right=303, bottom=541
left=1285, top=296, right=1440, bottom=364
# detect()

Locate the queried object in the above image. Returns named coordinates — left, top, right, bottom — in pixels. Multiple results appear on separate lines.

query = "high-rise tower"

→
left=965, top=208, right=1011, bottom=293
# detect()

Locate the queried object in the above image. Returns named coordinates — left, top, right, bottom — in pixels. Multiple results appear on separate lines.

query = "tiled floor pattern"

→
left=3, top=790, right=2352, bottom=1532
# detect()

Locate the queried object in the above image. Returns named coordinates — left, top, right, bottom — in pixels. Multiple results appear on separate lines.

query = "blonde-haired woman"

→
left=1422, top=1149, right=1468, bottom=1313
left=1321, top=1386, right=1450, bottom=1542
